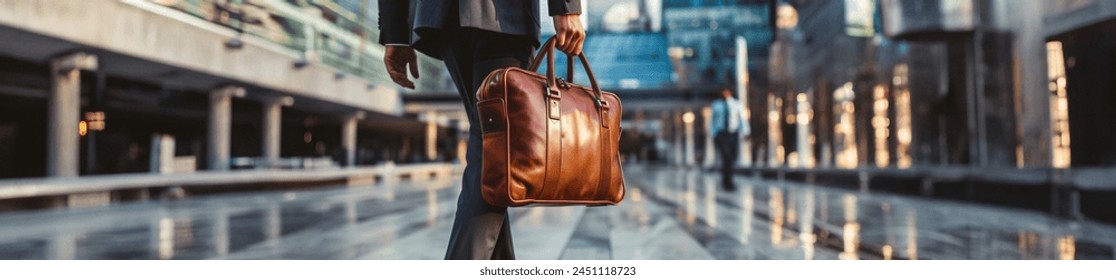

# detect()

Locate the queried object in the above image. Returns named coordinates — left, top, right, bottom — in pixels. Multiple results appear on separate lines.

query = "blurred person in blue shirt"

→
left=710, top=87, right=749, bottom=191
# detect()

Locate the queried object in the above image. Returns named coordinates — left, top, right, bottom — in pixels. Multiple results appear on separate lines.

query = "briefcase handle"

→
left=527, top=37, right=605, bottom=108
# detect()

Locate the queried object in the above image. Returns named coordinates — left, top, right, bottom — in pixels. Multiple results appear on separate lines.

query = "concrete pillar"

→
left=683, top=110, right=696, bottom=166
left=342, top=111, right=365, bottom=167
left=654, top=118, right=666, bottom=164
left=1014, top=0, right=1053, bottom=167
left=672, top=112, right=683, bottom=165
left=207, top=86, right=245, bottom=171
left=796, top=93, right=815, bottom=168
left=736, top=35, right=752, bottom=167
left=702, top=107, right=715, bottom=168
left=47, top=52, right=97, bottom=177
left=261, top=96, right=294, bottom=167
left=150, top=134, right=175, bottom=174
left=451, top=118, right=467, bottom=164
left=422, top=111, right=438, bottom=161
left=634, top=109, right=646, bottom=163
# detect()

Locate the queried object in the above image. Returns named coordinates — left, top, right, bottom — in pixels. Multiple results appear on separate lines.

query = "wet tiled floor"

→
left=0, top=165, right=1113, bottom=259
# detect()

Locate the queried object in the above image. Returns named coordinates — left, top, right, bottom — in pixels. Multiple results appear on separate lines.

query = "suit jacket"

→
left=378, top=0, right=581, bottom=58
left=711, top=97, right=750, bottom=137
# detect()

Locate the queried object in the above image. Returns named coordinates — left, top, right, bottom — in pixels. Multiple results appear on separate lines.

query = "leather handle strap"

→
left=527, top=37, right=603, bottom=104
left=528, top=39, right=574, bottom=82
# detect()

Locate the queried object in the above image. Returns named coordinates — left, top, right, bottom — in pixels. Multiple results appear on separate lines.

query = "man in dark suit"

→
left=378, top=0, right=585, bottom=260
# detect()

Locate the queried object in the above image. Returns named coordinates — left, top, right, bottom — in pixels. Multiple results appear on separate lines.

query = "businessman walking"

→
left=710, top=87, right=749, bottom=192
left=378, top=0, right=585, bottom=260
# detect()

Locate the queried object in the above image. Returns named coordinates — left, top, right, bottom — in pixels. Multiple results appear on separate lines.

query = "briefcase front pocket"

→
left=478, top=98, right=506, bottom=134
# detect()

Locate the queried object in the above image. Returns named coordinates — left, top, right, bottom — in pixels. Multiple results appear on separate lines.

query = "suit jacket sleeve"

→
left=548, top=0, right=582, bottom=16
left=378, top=0, right=411, bottom=45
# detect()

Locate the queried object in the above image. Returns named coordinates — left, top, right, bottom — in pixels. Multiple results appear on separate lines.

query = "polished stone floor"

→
left=0, top=165, right=1114, bottom=260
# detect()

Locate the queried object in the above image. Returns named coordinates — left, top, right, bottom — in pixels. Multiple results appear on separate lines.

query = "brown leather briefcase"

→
left=476, top=38, right=625, bottom=207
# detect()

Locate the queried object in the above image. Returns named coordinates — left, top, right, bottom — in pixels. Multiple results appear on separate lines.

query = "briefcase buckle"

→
left=546, top=86, right=562, bottom=120
left=546, top=86, right=562, bottom=99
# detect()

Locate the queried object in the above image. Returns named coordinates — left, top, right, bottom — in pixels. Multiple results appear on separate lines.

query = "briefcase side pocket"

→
left=478, top=98, right=507, bottom=134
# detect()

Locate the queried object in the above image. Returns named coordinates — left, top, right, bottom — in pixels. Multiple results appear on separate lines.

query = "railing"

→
left=145, top=0, right=439, bottom=90
left=0, top=162, right=460, bottom=201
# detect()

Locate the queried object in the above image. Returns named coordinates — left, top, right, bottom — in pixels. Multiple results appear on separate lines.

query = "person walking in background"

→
left=710, top=87, right=748, bottom=192
left=378, top=0, right=586, bottom=260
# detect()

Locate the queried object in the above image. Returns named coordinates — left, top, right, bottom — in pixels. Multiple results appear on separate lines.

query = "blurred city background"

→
left=0, top=0, right=1114, bottom=260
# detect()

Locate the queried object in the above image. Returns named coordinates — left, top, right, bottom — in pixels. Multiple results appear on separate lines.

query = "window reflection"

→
left=1018, top=230, right=1040, bottom=259
left=1058, top=235, right=1076, bottom=260
left=704, top=177, right=717, bottom=227
left=426, top=187, right=438, bottom=227
left=799, top=188, right=816, bottom=260
left=906, top=210, right=918, bottom=260
left=212, top=209, right=229, bottom=258
left=769, top=187, right=785, bottom=245
left=741, top=184, right=755, bottom=245
left=839, top=194, right=859, bottom=260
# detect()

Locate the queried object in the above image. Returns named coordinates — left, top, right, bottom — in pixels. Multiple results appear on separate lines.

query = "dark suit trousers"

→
left=440, top=27, right=534, bottom=260
left=715, top=132, right=739, bottom=191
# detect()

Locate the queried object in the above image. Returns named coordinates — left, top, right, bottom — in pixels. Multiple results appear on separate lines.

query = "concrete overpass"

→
left=0, top=0, right=457, bottom=178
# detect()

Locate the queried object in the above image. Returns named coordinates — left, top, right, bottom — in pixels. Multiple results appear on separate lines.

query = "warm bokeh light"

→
left=834, top=83, right=858, bottom=169
left=1047, top=41, right=1072, bottom=168
left=767, top=95, right=784, bottom=167
left=872, top=85, right=890, bottom=168
left=893, top=64, right=913, bottom=169
left=776, top=4, right=799, bottom=30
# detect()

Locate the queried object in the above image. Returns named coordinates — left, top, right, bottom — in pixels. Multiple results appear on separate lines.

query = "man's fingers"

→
left=555, top=32, right=568, bottom=53
left=384, top=46, right=417, bottom=89
left=408, top=55, right=420, bottom=79
left=571, top=29, right=580, bottom=53
left=560, top=30, right=574, bottom=54
left=557, top=29, right=584, bottom=55
left=572, top=31, right=585, bottom=55
left=388, top=67, right=414, bottom=89
left=391, top=75, right=415, bottom=89
left=395, top=76, right=415, bottom=89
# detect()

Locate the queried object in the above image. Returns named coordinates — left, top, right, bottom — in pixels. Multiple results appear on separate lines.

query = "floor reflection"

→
left=621, top=166, right=1116, bottom=260
left=0, top=175, right=459, bottom=259
left=0, top=165, right=1113, bottom=260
